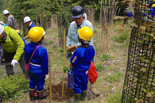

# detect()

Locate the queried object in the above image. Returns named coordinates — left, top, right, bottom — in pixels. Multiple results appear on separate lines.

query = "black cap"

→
left=72, top=5, right=84, bottom=18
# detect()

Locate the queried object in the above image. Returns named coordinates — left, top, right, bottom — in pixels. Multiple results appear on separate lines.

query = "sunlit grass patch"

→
left=99, top=53, right=112, bottom=62
left=104, top=71, right=124, bottom=83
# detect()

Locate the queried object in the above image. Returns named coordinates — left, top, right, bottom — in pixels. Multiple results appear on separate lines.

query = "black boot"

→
left=69, top=94, right=80, bottom=103
left=29, top=88, right=35, bottom=102
left=80, top=91, right=87, bottom=101
left=37, top=90, right=46, bottom=100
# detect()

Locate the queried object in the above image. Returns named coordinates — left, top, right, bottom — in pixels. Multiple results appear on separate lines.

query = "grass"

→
left=104, top=71, right=124, bottom=83
left=0, top=20, right=131, bottom=103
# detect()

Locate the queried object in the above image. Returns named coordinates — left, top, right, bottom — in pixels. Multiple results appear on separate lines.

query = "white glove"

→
left=0, top=21, right=4, bottom=25
left=45, top=74, right=49, bottom=80
left=11, top=59, right=18, bottom=67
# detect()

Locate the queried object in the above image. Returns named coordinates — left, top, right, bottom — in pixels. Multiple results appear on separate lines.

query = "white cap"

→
left=3, top=10, right=9, bottom=15
left=24, top=16, right=31, bottom=23
left=83, top=13, right=87, bottom=20
left=0, top=25, right=4, bottom=35
left=43, top=31, right=46, bottom=35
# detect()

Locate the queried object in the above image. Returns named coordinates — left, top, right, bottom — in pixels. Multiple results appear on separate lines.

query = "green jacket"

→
left=1, top=26, right=24, bottom=61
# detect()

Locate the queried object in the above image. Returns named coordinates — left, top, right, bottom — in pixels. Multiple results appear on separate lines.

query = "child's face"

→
left=41, top=36, right=44, bottom=42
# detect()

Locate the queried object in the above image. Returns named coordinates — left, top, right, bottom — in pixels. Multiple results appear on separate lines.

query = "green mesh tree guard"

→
left=121, top=0, right=155, bottom=103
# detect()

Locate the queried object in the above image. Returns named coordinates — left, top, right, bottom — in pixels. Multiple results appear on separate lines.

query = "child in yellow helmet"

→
left=24, top=27, right=48, bottom=102
left=69, top=26, right=95, bottom=102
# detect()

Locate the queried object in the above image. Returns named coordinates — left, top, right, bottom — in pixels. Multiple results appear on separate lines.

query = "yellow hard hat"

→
left=78, top=26, right=93, bottom=41
left=28, top=27, right=45, bottom=42
left=152, top=4, right=155, bottom=7
left=16, top=30, right=20, bottom=33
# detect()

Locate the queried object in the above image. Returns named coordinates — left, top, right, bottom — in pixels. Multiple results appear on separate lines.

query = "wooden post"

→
left=62, top=28, right=66, bottom=96
left=48, top=52, right=52, bottom=101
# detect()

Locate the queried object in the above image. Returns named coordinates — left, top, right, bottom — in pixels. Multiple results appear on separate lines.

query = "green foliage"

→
left=107, top=88, right=122, bottom=103
left=96, top=64, right=106, bottom=71
left=94, top=29, right=97, bottom=34
left=63, top=66, right=69, bottom=73
left=105, top=71, right=124, bottom=83
left=0, top=0, right=4, bottom=12
left=52, top=45, right=57, bottom=49
left=0, top=75, right=29, bottom=100
left=59, top=49, right=63, bottom=53
left=48, top=40, right=54, bottom=44
left=99, top=53, right=111, bottom=62
left=108, top=65, right=116, bottom=71
left=112, top=30, right=130, bottom=43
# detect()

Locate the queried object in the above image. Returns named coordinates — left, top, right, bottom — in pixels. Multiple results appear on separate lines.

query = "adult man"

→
left=23, top=16, right=36, bottom=39
left=66, top=5, right=99, bottom=96
left=123, top=8, right=132, bottom=24
left=0, top=25, right=26, bottom=76
left=3, top=10, right=17, bottom=29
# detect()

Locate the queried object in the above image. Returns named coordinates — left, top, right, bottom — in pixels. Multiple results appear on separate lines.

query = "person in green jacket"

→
left=0, top=25, right=26, bottom=76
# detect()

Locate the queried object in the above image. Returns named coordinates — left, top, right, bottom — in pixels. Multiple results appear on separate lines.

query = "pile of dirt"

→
left=46, top=82, right=74, bottom=101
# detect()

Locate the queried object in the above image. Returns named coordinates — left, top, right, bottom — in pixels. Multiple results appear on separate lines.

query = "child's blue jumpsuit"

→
left=24, top=42, right=48, bottom=91
left=70, top=45, right=95, bottom=94
left=28, top=22, right=36, bottom=31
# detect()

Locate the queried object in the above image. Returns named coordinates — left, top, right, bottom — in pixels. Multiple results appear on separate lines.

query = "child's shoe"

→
left=29, top=88, right=35, bottom=102
left=80, top=91, right=87, bottom=101
left=69, top=94, right=80, bottom=103
left=37, top=90, right=46, bottom=100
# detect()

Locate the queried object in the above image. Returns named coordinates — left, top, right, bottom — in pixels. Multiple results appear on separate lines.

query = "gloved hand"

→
left=11, top=59, right=18, bottom=67
left=0, top=21, right=4, bottom=25
left=45, top=74, right=49, bottom=80
left=66, top=52, right=72, bottom=59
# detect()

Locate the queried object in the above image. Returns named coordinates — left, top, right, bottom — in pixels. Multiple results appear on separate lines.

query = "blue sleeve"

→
left=24, top=48, right=29, bottom=64
left=41, top=49, right=49, bottom=74
left=70, top=50, right=81, bottom=67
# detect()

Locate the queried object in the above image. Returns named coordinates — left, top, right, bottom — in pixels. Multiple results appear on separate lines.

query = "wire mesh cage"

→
left=121, top=0, right=155, bottom=103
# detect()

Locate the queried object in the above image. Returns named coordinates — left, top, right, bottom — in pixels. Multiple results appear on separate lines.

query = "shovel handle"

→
left=0, top=62, right=11, bottom=66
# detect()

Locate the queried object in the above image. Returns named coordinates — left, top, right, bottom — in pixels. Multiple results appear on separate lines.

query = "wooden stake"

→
left=62, top=28, right=66, bottom=96
left=48, top=52, right=52, bottom=101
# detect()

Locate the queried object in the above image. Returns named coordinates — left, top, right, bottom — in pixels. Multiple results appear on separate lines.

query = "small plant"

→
left=112, top=27, right=130, bottom=43
left=63, top=66, right=69, bottom=73
left=100, top=53, right=111, bottom=61
left=0, top=75, right=29, bottom=101
left=48, top=40, right=54, bottom=44
left=94, top=29, right=97, bottom=34
left=105, top=71, right=124, bottom=83
left=96, top=64, right=106, bottom=71
left=59, top=49, right=63, bottom=53
left=107, top=88, right=122, bottom=103
left=52, top=45, right=57, bottom=49
left=108, top=65, right=116, bottom=71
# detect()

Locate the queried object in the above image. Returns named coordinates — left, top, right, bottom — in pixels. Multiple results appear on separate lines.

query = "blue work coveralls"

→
left=24, top=42, right=48, bottom=91
left=70, top=45, right=95, bottom=94
left=28, top=21, right=36, bottom=31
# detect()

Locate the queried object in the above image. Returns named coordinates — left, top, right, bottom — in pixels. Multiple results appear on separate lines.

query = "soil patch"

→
left=46, top=81, right=73, bottom=101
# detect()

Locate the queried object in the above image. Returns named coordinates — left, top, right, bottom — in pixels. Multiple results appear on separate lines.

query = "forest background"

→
left=0, top=0, right=129, bottom=46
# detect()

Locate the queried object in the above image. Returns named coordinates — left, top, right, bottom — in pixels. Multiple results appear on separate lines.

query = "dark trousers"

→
left=3, top=49, right=26, bottom=76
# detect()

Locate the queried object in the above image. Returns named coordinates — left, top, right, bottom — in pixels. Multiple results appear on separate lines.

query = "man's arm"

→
left=66, top=26, right=72, bottom=47
left=7, top=18, right=13, bottom=28
left=10, top=29, right=25, bottom=61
